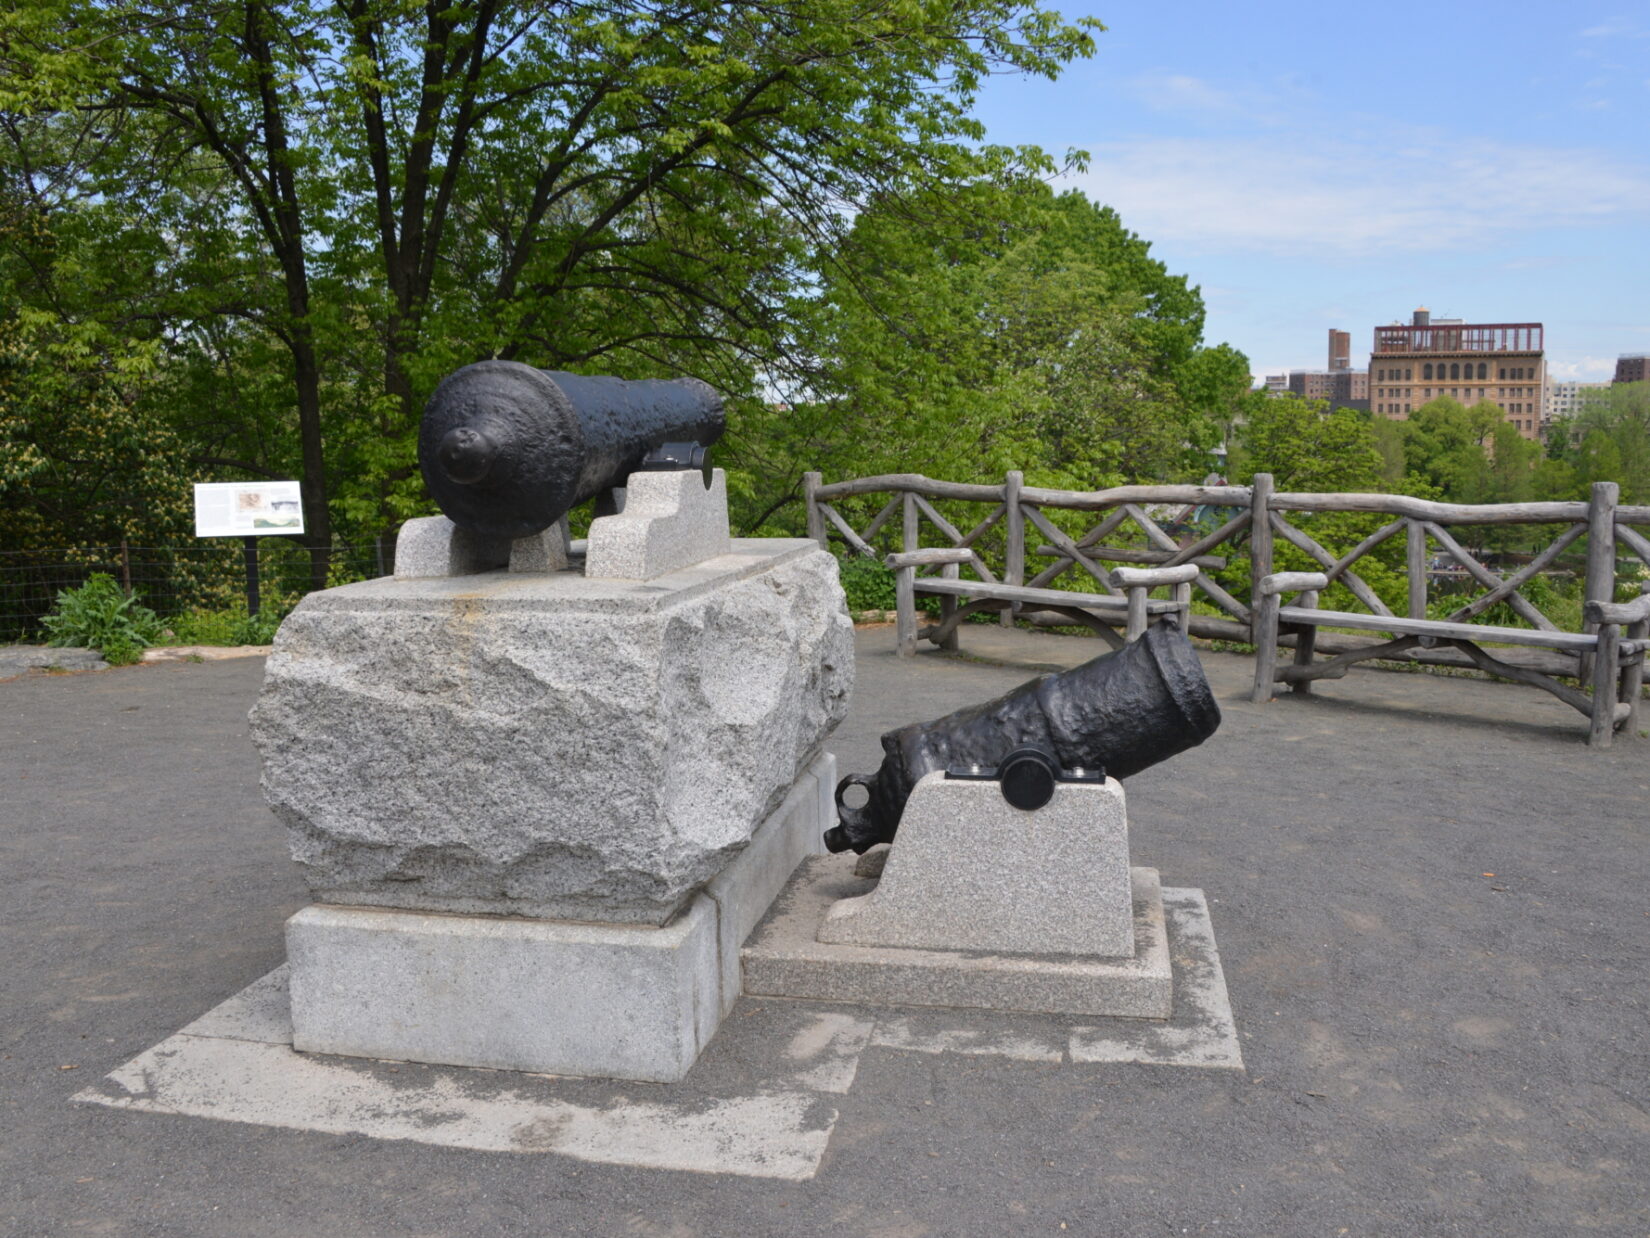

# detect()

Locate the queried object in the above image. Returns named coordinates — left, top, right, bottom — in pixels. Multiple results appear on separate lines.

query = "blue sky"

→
left=966, top=2, right=1650, bottom=382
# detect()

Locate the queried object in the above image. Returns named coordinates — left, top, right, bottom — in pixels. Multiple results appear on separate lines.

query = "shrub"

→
left=837, top=554, right=897, bottom=612
left=40, top=573, right=165, bottom=666
left=169, top=603, right=289, bottom=646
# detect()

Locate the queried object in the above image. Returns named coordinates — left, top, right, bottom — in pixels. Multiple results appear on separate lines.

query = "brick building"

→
left=1263, top=329, right=1370, bottom=412
left=1369, top=308, right=1545, bottom=441
left=1615, top=355, right=1649, bottom=385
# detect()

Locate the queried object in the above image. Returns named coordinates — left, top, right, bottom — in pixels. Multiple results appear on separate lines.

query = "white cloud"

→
left=1579, top=18, right=1648, bottom=38
left=1122, top=72, right=1295, bottom=126
left=1062, top=135, right=1650, bottom=259
left=1547, top=356, right=1620, bottom=380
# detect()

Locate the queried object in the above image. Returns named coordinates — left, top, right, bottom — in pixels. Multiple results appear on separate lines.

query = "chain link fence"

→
left=0, top=540, right=388, bottom=643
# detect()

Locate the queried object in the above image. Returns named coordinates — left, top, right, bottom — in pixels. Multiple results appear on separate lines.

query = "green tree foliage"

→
left=1229, top=393, right=1380, bottom=492
left=0, top=193, right=192, bottom=549
left=1226, top=394, right=1400, bottom=610
left=2, top=0, right=1100, bottom=583
left=735, top=183, right=1245, bottom=533
left=1567, top=383, right=1650, bottom=503
left=1396, top=397, right=1503, bottom=496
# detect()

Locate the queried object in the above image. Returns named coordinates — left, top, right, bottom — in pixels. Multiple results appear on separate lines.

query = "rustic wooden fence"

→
left=802, top=471, right=1650, bottom=687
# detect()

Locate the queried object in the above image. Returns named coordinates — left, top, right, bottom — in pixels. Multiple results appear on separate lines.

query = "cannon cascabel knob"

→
left=437, top=426, right=499, bottom=485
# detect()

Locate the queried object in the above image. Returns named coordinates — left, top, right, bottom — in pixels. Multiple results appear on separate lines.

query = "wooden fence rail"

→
left=804, top=470, right=1650, bottom=743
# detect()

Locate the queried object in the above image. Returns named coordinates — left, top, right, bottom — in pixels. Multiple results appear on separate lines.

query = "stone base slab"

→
left=743, top=854, right=1173, bottom=1018
left=76, top=886, right=1238, bottom=1180
left=286, top=753, right=832, bottom=1083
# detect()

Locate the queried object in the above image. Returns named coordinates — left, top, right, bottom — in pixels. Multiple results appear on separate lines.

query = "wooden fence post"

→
left=1250, top=589, right=1280, bottom=703
left=1002, top=470, right=1024, bottom=628
left=894, top=491, right=920, bottom=657
left=1582, top=480, right=1618, bottom=687
left=1290, top=586, right=1320, bottom=694
left=1249, top=473, right=1274, bottom=646
left=1407, top=520, right=1433, bottom=647
left=803, top=472, right=827, bottom=549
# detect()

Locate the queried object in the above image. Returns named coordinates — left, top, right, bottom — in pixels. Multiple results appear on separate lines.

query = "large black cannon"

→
left=825, top=621, right=1221, bottom=854
left=419, top=361, right=725, bottom=540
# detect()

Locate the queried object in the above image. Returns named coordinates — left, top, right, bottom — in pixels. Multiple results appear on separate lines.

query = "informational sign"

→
left=194, top=481, right=305, bottom=538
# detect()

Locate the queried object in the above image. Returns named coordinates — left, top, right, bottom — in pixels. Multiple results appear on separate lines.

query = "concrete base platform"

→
left=285, top=752, right=834, bottom=1083
left=742, top=854, right=1175, bottom=1018
left=75, top=887, right=1239, bottom=1181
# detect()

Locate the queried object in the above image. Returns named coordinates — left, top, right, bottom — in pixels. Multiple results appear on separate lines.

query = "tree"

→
left=1396, top=397, right=1501, bottom=497
left=1227, top=394, right=1399, bottom=610
left=737, top=182, right=1240, bottom=533
left=0, top=160, right=192, bottom=550
left=1230, top=394, right=1380, bottom=493
left=4, top=0, right=1099, bottom=581
left=1569, top=383, right=1650, bottom=503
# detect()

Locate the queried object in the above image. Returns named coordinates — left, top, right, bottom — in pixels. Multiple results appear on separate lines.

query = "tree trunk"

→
left=292, top=328, right=331, bottom=592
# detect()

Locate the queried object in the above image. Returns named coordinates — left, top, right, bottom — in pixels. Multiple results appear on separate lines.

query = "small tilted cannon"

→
left=825, top=621, right=1222, bottom=854
left=419, top=360, right=725, bottom=540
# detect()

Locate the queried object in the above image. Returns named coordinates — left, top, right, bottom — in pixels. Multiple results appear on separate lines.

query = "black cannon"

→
left=825, top=621, right=1221, bottom=854
left=419, top=361, right=725, bottom=540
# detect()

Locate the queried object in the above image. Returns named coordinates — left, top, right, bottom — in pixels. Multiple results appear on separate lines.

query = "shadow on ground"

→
left=3, top=625, right=1647, bottom=1236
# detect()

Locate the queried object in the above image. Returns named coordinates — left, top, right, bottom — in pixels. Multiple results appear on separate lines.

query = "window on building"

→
left=1477, top=363, right=1487, bottom=379
left=1450, top=363, right=1460, bottom=380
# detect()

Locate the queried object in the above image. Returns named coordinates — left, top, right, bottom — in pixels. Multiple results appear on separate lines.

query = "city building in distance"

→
left=1327, top=328, right=1352, bottom=372
left=1615, top=355, right=1649, bottom=386
left=1545, top=380, right=1609, bottom=425
left=1261, top=329, right=1369, bottom=412
left=1369, top=308, right=1545, bottom=441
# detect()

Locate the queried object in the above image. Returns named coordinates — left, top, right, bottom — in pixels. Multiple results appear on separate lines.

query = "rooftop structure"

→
left=1328, top=329, right=1351, bottom=372
left=1373, top=309, right=1543, bottom=357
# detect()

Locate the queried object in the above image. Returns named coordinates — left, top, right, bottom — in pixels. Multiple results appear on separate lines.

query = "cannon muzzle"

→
left=419, top=361, right=725, bottom=540
left=825, top=620, right=1221, bottom=854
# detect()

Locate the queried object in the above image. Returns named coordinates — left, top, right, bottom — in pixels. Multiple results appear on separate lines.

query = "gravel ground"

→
left=2, top=624, right=1647, bottom=1237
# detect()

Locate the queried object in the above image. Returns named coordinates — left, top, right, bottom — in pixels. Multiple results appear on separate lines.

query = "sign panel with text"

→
left=194, top=481, right=305, bottom=538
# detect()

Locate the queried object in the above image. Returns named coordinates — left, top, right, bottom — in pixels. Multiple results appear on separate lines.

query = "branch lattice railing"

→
left=804, top=471, right=1650, bottom=684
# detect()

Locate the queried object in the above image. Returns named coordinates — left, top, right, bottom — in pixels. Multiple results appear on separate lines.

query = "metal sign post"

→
left=243, top=537, right=262, bottom=616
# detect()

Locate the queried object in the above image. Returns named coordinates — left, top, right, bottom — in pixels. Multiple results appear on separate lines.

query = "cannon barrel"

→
left=419, top=361, right=725, bottom=540
left=825, top=621, right=1221, bottom=854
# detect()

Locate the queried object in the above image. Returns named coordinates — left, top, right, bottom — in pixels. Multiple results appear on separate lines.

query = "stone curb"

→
left=141, top=645, right=272, bottom=662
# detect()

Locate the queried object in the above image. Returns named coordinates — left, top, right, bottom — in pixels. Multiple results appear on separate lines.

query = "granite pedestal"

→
left=253, top=477, right=854, bottom=1081
left=744, top=771, right=1177, bottom=1018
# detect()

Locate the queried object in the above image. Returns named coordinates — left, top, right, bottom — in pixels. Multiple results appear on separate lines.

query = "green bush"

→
left=169, top=603, right=290, bottom=646
left=837, top=554, right=897, bottom=611
left=40, top=573, right=165, bottom=666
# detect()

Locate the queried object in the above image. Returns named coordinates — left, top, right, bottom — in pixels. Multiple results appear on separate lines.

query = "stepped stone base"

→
left=742, top=855, right=1173, bottom=1019
left=286, top=753, right=834, bottom=1083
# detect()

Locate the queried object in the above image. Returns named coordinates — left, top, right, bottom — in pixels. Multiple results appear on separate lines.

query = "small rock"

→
left=853, top=847, right=890, bottom=879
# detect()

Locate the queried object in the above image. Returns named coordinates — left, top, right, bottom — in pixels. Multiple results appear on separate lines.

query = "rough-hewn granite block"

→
left=251, top=540, right=852, bottom=925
